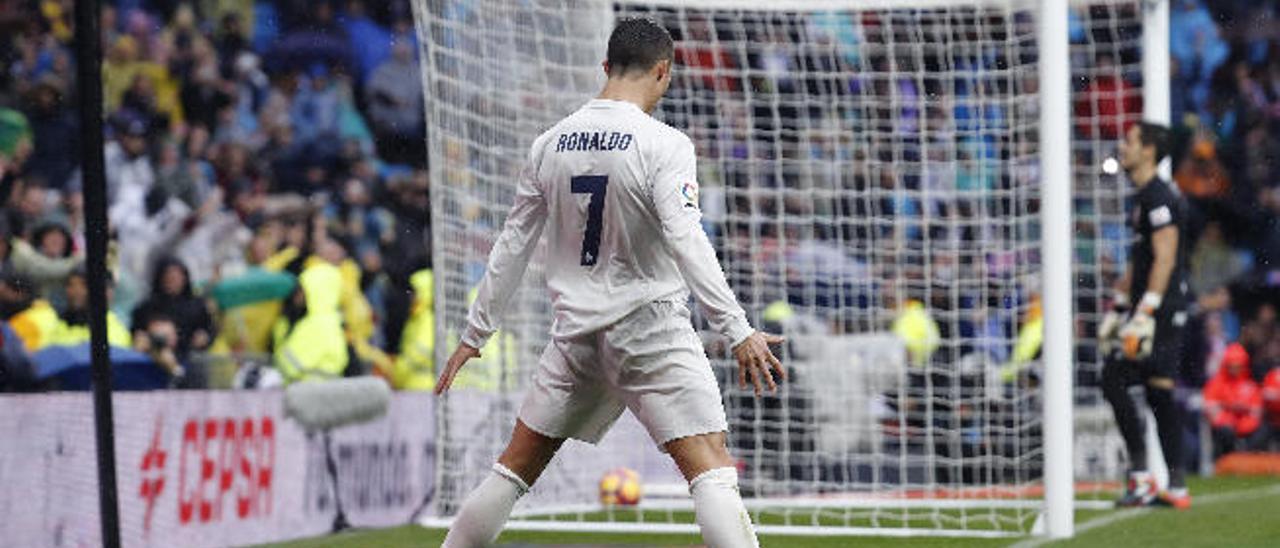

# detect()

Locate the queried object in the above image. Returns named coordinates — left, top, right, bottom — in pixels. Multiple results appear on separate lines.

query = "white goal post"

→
left=412, top=0, right=1168, bottom=538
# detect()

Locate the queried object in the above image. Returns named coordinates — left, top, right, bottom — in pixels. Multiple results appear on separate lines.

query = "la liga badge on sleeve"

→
left=681, top=181, right=699, bottom=209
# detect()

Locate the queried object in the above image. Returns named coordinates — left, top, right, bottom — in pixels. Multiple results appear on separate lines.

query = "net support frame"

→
left=1037, top=0, right=1075, bottom=539
left=1142, top=0, right=1171, bottom=179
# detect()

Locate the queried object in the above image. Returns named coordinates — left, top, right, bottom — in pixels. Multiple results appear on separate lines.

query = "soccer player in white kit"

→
left=436, top=17, right=784, bottom=548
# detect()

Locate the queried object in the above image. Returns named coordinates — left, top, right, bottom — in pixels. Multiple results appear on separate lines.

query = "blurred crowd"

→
left=1, top=0, right=1280, bottom=462
left=0, top=0, right=435, bottom=390
left=1156, top=0, right=1280, bottom=459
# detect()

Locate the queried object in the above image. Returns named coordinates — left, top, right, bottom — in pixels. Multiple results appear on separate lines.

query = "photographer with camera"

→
left=131, top=312, right=185, bottom=384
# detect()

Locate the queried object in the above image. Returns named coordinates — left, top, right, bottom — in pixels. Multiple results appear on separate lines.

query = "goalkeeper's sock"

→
left=1146, top=386, right=1186, bottom=489
left=690, top=467, right=759, bottom=548
left=442, top=463, right=529, bottom=548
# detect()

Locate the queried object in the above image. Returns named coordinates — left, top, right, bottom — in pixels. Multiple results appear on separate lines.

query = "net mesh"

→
left=414, top=0, right=1143, bottom=535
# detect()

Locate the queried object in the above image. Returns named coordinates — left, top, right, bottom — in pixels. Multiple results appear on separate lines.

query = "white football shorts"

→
left=518, top=300, right=729, bottom=449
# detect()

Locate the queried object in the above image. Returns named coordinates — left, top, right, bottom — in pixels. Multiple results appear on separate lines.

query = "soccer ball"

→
left=598, top=467, right=642, bottom=506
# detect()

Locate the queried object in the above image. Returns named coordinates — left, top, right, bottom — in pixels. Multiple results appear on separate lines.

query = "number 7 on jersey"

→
left=571, top=175, right=608, bottom=266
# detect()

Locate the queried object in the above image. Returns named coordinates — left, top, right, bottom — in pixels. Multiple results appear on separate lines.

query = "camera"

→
left=148, top=332, right=170, bottom=351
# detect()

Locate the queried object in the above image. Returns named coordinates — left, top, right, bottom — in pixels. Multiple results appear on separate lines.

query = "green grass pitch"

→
left=261, top=475, right=1280, bottom=547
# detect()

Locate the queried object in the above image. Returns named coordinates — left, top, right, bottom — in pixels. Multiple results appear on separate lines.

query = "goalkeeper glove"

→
left=1098, top=291, right=1129, bottom=358
left=1119, top=292, right=1161, bottom=361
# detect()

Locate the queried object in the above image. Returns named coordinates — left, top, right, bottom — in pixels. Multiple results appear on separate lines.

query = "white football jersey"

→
left=461, top=98, right=753, bottom=349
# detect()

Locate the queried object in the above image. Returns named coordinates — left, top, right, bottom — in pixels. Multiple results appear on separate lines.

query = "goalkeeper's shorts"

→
left=519, top=300, right=728, bottom=450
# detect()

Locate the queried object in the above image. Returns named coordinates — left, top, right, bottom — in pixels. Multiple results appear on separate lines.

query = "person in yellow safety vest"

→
left=0, top=271, right=61, bottom=352
left=272, top=262, right=348, bottom=383
left=391, top=269, right=436, bottom=390
left=210, top=226, right=296, bottom=355
left=391, top=271, right=518, bottom=391
left=54, top=313, right=131, bottom=347
left=311, top=236, right=393, bottom=375
left=9, top=298, right=59, bottom=351
left=892, top=299, right=941, bottom=367
left=52, top=268, right=131, bottom=347
left=1000, top=296, right=1044, bottom=383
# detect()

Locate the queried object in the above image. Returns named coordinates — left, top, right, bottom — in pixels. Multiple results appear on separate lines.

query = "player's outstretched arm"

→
left=652, top=139, right=756, bottom=347
left=435, top=343, right=481, bottom=395
left=732, top=331, right=786, bottom=396
left=461, top=159, right=548, bottom=351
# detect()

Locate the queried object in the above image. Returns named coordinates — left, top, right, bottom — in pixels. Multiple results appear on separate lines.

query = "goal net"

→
left=414, top=0, right=1150, bottom=537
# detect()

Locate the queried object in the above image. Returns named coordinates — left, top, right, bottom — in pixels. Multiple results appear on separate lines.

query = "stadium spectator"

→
left=1188, top=222, right=1244, bottom=296
left=339, top=0, right=393, bottom=84
left=1173, top=135, right=1230, bottom=200
left=11, top=220, right=78, bottom=303
left=215, top=12, right=251, bottom=79
left=366, top=39, right=423, bottom=165
left=132, top=311, right=185, bottom=381
left=160, top=5, right=201, bottom=79
left=55, top=266, right=130, bottom=347
left=21, top=75, right=77, bottom=190
left=271, top=0, right=353, bottom=74
left=102, top=36, right=177, bottom=118
left=104, top=109, right=156, bottom=210
left=0, top=313, right=33, bottom=387
left=272, top=260, right=348, bottom=383
left=1001, top=296, right=1044, bottom=384
left=1074, top=53, right=1141, bottom=139
left=130, top=256, right=215, bottom=359
left=1240, top=303, right=1278, bottom=380
left=0, top=271, right=57, bottom=352
left=1203, top=343, right=1263, bottom=458
left=1170, top=0, right=1230, bottom=120
left=5, top=179, right=48, bottom=237
left=388, top=267, right=433, bottom=390
left=110, top=185, right=193, bottom=317
left=120, top=73, right=175, bottom=133
left=230, top=52, right=270, bottom=141
left=290, top=63, right=341, bottom=146
left=1193, top=287, right=1235, bottom=382
left=891, top=297, right=940, bottom=368
left=179, top=54, right=233, bottom=134
left=1262, top=365, right=1280, bottom=449
left=153, top=136, right=213, bottom=210
left=674, top=14, right=740, bottom=93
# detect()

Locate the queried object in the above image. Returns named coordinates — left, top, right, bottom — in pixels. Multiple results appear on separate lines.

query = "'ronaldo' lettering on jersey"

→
left=554, top=131, right=633, bottom=152
left=461, top=99, right=753, bottom=350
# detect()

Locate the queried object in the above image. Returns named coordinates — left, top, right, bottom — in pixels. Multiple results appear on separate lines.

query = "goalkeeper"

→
left=434, top=17, right=783, bottom=548
left=1097, top=122, right=1191, bottom=510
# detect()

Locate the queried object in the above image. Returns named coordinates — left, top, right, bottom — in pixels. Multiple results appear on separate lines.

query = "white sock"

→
left=689, top=467, right=759, bottom=548
left=441, top=463, right=529, bottom=548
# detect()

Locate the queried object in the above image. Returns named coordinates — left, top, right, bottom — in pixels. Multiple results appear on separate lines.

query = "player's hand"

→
left=1098, top=310, right=1123, bottom=356
left=1098, top=292, right=1129, bottom=358
left=1119, top=310, right=1155, bottom=361
left=1120, top=292, right=1161, bottom=361
left=732, top=331, right=786, bottom=396
left=435, top=343, right=481, bottom=395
